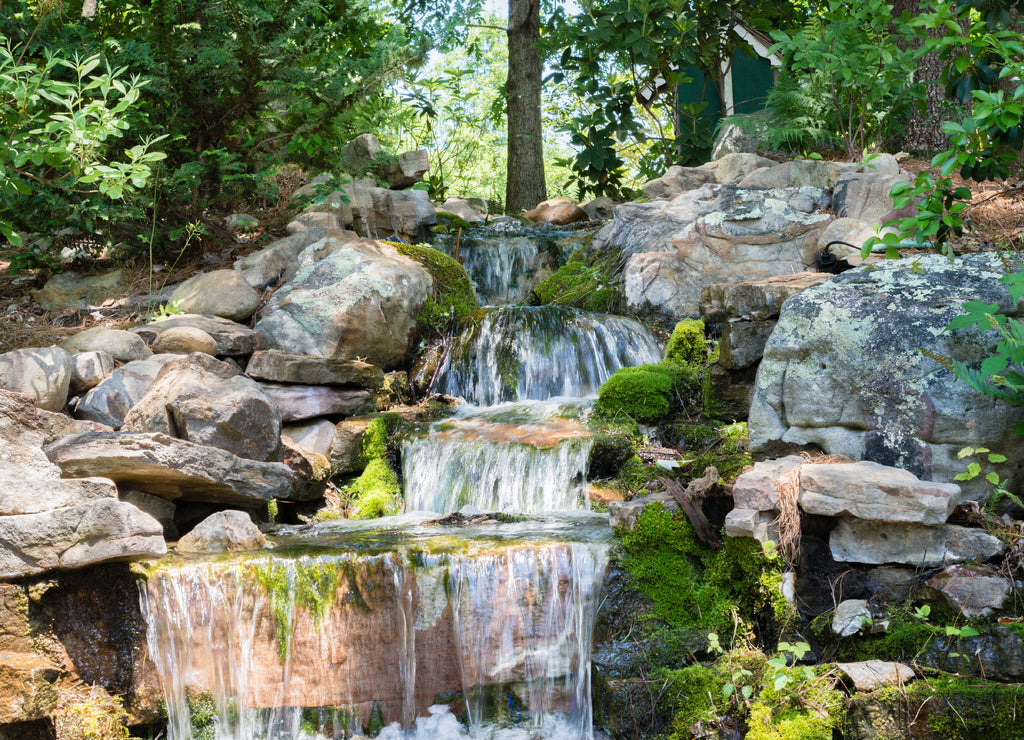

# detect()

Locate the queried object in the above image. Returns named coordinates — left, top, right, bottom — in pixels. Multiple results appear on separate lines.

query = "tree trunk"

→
left=891, top=0, right=955, bottom=152
left=505, top=0, right=546, bottom=214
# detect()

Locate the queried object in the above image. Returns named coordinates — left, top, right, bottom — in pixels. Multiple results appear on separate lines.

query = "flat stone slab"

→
left=835, top=660, right=915, bottom=691
left=246, top=350, right=385, bottom=388
left=131, top=314, right=266, bottom=356
left=46, top=431, right=294, bottom=506
left=731, top=456, right=804, bottom=511
left=923, top=565, right=1010, bottom=618
left=830, top=519, right=1004, bottom=566
left=800, top=461, right=961, bottom=525
left=258, top=383, right=374, bottom=422
left=701, top=271, right=831, bottom=322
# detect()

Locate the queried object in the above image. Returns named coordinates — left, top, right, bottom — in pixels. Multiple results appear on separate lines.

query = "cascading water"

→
left=141, top=519, right=610, bottom=740
left=432, top=306, right=662, bottom=407
left=431, top=224, right=588, bottom=305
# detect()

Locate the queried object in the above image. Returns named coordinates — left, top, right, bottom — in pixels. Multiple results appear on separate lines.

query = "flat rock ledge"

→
left=45, top=431, right=294, bottom=506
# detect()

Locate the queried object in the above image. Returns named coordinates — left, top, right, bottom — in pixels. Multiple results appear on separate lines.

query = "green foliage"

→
left=596, top=362, right=698, bottom=423
left=349, top=458, right=403, bottom=519
left=955, top=446, right=1021, bottom=510
left=767, top=0, right=920, bottom=158
left=186, top=691, right=217, bottom=740
left=618, top=504, right=789, bottom=641
left=395, top=243, right=480, bottom=333
left=530, top=246, right=622, bottom=313
left=0, top=32, right=164, bottom=254
left=665, top=319, right=707, bottom=369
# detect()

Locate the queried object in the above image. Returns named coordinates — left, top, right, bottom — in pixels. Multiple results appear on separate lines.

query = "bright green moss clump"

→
left=349, top=459, right=402, bottom=519
left=596, top=362, right=698, bottom=422
left=531, top=246, right=621, bottom=313
left=360, top=412, right=402, bottom=463
left=396, top=243, right=479, bottom=332
left=665, top=318, right=707, bottom=368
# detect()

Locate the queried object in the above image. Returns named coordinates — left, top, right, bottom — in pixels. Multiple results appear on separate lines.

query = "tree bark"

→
left=505, top=0, right=546, bottom=214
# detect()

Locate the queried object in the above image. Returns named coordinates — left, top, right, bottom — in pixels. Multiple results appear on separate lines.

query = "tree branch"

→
left=467, top=23, right=508, bottom=32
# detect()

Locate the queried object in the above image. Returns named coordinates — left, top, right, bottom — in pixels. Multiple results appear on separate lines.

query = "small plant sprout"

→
left=955, top=447, right=1021, bottom=511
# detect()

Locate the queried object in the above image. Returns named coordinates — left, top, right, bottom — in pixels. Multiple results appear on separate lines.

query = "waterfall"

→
left=141, top=524, right=609, bottom=740
left=433, top=306, right=662, bottom=407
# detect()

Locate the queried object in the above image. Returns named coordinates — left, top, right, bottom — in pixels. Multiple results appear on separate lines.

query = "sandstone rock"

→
left=384, top=149, right=429, bottom=189
left=151, top=326, right=219, bottom=356
left=723, top=507, right=778, bottom=544
left=720, top=320, right=775, bottom=370
left=121, top=489, right=177, bottom=539
left=861, top=153, right=902, bottom=176
left=701, top=272, right=830, bottom=323
left=132, top=314, right=266, bottom=356
left=0, top=653, right=59, bottom=723
left=832, top=172, right=914, bottom=225
left=738, top=160, right=831, bottom=190
left=234, top=229, right=329, bottom=288
left=608, top=491, right=678, bottom=531
left=0, top=389, right=43, bottom=444
left=816, top=217, right=883, bottom=258
left=122, top=353, right=282, bottom=461
left=60, top=327, right=152, bottom=362
left=255, top=239, right=433, bottom=369
left=33, top=270, right=123, bottom=311
left=922, top=565, right=1009, bottom=618
left=710, top=117, right=763, bottom=159
left=731, top=456, right=804, bottom=511
left=341, top=133, right=383, bottom=172
left=282, top=419, right=336, bottom=458
left=524, top=204, right=589, bottom=225
left=832, top=599, right=873, bottom=636
left=329, top=418, right=373, bottom=474
left=46, top=431, right=294, bottom=506
left=0, top=584, right=32, bottom=653
left=835, top=660, right=915, bottom=691
left=349, top=182, right=437, bottom=241
left=280, top=436, right=330, bottom=501
left=0, top=347, right=72, bottom=411
left=246, top=350, right=385, bottom=388
left=748, top=253, right=1024, bottom=498
left=259, top=382, right=373, bottom=422
left=35, top=409, right=110, bottom=445
left=287, top=211, right=343, bottom=235
left=177, top=510, right=266, bottom=553
left=440, top=198, right=485, bottom=223
left=69, top=350, right=114, bottom=394
left=714, top=152, right=777, bottom=185
left=799, top=461, right=961, bottom=525
left=75, top=354, right=178, bottom=428
left=168, top=270, right=261, bottom=322
left=830, top=519, right=1005, bottom=566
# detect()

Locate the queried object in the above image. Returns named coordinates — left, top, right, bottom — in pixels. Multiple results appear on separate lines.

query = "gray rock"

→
left=817, top=217, right=884, bottom=258
left=341, top=133, right=383, bottom=172
left=258, top=382, right=373, bottom=422
left=122, top=352, right=282, bottom=461
left=701, top=272, right=831, bottom=323
left=710, top=117, right=763, bottom=160
left=254, top=239, right=433, bottom=369
left=832, top=599, right=873, bottom=636
left=835, top=660, right=915, bottom=691
left=608, top=491, right=678, bottom=531
left=350, top=184, right=437, bottom=241
left=282, top=419, right=336, bottom=458
left=151, top=326, right=219, bottom=356
left=581, top=197, right=618, bottom=220
left=287, top=211, right=343, bottom=235
left=32, top=270, right=123, bottom=311
left=168, top=269, right=261, bottom=322
left=69, top=350, right=114, bottom=395
left=723, top=507, right=778, bottom=544
left=440, top=198, right=485, bottom=223
left=329, top=417, right=373, bottom=474
left=35, top=409, right=111, bottom=445
left=225, top=213, right=258, bottom=232
left=0, top=347, right=72, bottom=412
left=749, top=253, right=1024, bottom=499
left=386, top=149, right=429, bottom=189
left=799, top=461, right=961, bottom=525
left=46, top=431, right=294, bottom=506
left=245, top=350, right=385, bottom=388
left=75, top=354, right=179, bottom=428
left=720, top=320, right=776, bottom=370
left=120, top=489, right=177, bottom=538
left=922, top=565, right=1010, bottom=618
left=732, top=456, right=805, bottom=511
left=832, top=172, right=914, bottom=225
left=132, top=314, right=266, bottom=356
left=177, top=510, right=265, bottom=553
left=642, top=165, right=716, bottom=199
left=234, top=228, right=329, bottom=287
left=60, top=327, right=152, bottom=362
left=830, top=519, right=1005, bottom=565
left=714, top=152, right=778, bottom=184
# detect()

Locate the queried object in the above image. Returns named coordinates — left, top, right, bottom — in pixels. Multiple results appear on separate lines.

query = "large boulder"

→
left=257, top=383, right=373, bottom=422
left=46, top=431, right=294, bottom=506
left=59, top=327, right=152, bottom=362
left=167, top=269, right=261, bottom=321
left=131, top=314, right=266, bottom=356
left=602, top=184, right=830, bottom=322
left=32, top=270, right=123, bottom=311
left=68, top=350, right=115, bottom=395
left=245, top=350, right=385, bottom=388
left=0, top=347, right=72, bottom=412
left=75, top=354, right=179, bottom=428
left=254, top=238, right=433, bottom=369
left=121, top=353, right=282, bottom=462
left=234, top=228, right=329, bottom=288
left=749, top=253, right=1024, bottom=498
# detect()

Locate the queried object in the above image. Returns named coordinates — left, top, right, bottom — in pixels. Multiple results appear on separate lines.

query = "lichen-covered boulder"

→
left=121, top=353, right=281, bottom=462
left=254, top=238, right=433, bottom=369
left=749, top=253, right=1024, bottom=498
left=234, top=228, right=329, bottom=288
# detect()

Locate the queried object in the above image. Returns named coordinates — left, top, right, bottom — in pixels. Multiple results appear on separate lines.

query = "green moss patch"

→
left=665, top=319, right=707, bottom=368
left=396, top=243, right=479, bottom=333
left=530, top=246, right=622, bottom=313
left=349, top=458, right=402, bottom=519
left=596, top=362, right=698, bottom=423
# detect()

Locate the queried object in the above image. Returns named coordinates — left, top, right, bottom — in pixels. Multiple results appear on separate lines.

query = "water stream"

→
left=142, top=225, right=660, bottom=739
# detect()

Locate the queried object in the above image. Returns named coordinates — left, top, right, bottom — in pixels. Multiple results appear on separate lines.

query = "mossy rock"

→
left=530, top=246, right=622, bottom=313
left=596, top=362, right=698, bottom=423
left=665, top=318, right=707, bottom=368
left=396, top=243, right=479, bottom=333
left=349, top=458, right=402, bottom=519
left=360, top=411, right=403, bottom=464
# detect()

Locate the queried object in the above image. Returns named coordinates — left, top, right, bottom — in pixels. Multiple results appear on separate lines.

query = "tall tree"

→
left=505, top=0, right=547, bottom=213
